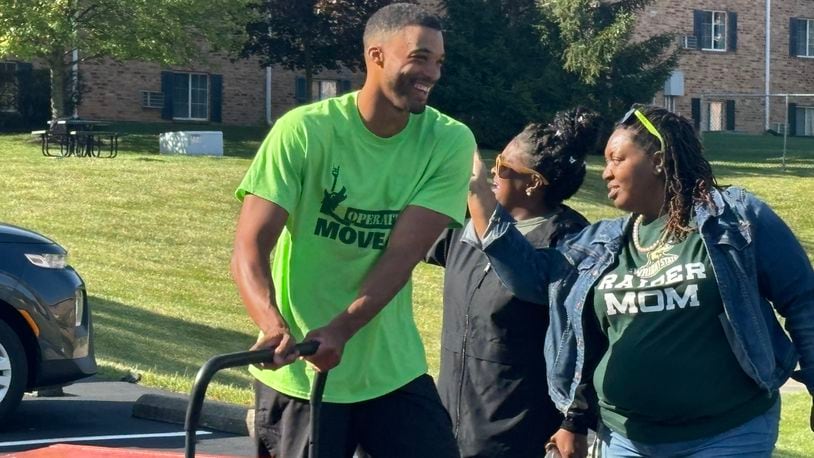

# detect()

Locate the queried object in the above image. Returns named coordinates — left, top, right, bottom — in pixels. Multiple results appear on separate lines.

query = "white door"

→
left=708, top=102, right=723, bottom=131
left=804, top=107, right=814, bottom=136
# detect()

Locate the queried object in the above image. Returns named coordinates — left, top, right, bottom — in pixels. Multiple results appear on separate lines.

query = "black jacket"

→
left=428, top=205, right=589, bottom=458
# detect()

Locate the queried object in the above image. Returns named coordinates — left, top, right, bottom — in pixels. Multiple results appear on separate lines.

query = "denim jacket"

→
left=463, top=187, right=814, bottom=414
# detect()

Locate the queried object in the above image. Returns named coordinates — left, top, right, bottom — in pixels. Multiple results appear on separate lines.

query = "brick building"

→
left=3, top=1, right=813, bottom=134
left=77, top=56, right=365, bottom=126
left=637, top=0, right=814, bottom=135
left=89, top=56, right=363, bottom=126
left=0, top=53, right=364, bottom=128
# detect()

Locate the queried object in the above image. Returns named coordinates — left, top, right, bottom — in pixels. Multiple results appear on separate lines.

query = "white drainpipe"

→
left=765, top=0, right=771, bottom=130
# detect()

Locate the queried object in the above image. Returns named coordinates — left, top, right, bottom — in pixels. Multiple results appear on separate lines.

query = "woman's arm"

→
left=749, top=195, right=814, bottom=428
left=462, top=151, right=569, bottom=304
left=467, top=150, right=496, bottom=238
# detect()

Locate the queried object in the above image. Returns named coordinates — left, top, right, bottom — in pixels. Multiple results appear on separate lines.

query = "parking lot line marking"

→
left=0, top=431, right=213, bottom=448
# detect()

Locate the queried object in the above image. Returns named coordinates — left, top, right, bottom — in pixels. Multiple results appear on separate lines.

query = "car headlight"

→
left=75, top=288, right=85, bottom=327
left=24, top=253, right=69, bottom=269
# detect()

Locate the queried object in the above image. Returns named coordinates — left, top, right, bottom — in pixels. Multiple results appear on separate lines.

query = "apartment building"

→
left=5, top=1, right=813, bottom=134
left=0, top=53, right=363, bottom=128
left=77, top=56, right=362, bottom=126
left=637, top=0, right=814, bottom=135
left=3, top=2, right=448, bottom=130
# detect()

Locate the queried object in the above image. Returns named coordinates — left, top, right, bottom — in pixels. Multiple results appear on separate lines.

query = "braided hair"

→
left=617, top=105, right=718, bottom=240
left=514, top=107, right=603, bottom=208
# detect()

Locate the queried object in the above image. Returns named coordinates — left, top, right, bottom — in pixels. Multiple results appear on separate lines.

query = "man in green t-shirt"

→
left=232, top=3, right=475, bottom=457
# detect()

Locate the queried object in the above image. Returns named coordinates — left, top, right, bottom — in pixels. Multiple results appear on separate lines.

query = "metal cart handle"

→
left=184, top=341, right=322, bottom=458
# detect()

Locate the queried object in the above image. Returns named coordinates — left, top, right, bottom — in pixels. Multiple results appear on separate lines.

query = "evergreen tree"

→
left=433, top=0, right=677, bottom=148
left=241, top=0, right=395, bottom=102
left=545, top=0, right=678, bottom=123
left=432, top=0, right=557, bottom=147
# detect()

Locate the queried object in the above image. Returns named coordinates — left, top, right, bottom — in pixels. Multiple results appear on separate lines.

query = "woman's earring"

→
left=655, top=166, right=663, bottom=174
left=526, top=189, right=533, bottom=196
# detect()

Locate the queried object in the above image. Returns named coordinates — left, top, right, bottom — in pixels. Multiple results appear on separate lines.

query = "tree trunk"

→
left=47, top=50, right=67, bottom=120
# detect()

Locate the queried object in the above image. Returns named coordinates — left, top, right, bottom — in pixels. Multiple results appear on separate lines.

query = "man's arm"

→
left=231, top=194, right=298, bottom=368
left=303, top=205, right=452, bottom=372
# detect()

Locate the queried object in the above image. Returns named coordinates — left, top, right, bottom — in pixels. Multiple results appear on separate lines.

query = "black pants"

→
left=254, top=374, right=460, bottom=458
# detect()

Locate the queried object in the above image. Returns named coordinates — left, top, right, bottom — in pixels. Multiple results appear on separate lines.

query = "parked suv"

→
left=0, top=223, right=96, bottom=424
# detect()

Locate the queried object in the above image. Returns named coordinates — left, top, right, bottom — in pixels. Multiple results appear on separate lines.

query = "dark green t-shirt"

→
left=592, top=216, right=776, bottom=443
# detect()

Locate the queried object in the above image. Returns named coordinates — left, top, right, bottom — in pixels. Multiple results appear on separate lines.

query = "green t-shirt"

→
left=592, top=216, right=775, bottom=443
left=236, top=92, right=476, bottom=403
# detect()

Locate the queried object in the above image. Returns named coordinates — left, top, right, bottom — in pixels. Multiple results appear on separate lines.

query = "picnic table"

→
left=32, top=118, right=124, bottom=158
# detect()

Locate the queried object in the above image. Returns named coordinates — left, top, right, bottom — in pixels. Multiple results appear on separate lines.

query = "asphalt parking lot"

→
left=2, top=375, right=804, bottom=457
left=0, top=378, right=253, bottom=457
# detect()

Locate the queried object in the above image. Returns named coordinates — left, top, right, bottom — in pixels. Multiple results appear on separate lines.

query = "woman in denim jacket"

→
left=465, top=106, right=814, bottom=457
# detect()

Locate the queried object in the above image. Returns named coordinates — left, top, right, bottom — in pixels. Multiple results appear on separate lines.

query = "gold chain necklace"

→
left=632, top=214, right=668, bottom=253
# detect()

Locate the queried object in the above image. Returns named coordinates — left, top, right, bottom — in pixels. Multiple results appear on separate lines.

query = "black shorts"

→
left=253, top=374, right=460, bottom=458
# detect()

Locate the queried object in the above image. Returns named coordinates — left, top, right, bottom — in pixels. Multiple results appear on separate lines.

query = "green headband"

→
left=621, top=107, right=666, bottom=153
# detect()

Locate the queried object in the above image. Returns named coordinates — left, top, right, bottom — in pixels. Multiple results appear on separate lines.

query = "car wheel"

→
left=0, top=319, right=28, bottom=424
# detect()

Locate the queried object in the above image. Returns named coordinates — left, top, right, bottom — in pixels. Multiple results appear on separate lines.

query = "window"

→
left=0, top=62, right=18, bottom=113
left=796, top=106, right=814, bottom=136
left=172, top=73, right=208, bottom=120
left=311, top=80, right=337, bottom=101
left=792, top=18, right=814, bottom=57
left=701, top=11, right=727, bottom=51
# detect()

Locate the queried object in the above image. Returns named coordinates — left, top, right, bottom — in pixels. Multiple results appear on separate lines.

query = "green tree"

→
left=0, top=0, right=251, bottom=119
left=432, top=0, right=558, bottom=147
left=432, top=0, right=677, bottom=148
left=545, top=0, right=678, bottom=120
left=241, top=0, right=395, bottom=102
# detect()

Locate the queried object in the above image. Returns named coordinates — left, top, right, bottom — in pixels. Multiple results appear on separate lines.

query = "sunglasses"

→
left=620, top=106, right=666, bottom=153
left=494, top=154, right=549, bottom=185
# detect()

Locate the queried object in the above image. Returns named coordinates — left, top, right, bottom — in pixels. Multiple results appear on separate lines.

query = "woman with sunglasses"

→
left=466, top=105, right=814, bottom=457
left=426, top=107, right=602, bottom=457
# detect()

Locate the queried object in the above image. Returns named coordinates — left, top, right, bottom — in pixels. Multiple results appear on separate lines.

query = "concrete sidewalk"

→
left=133, top=392, right=251, bottom=436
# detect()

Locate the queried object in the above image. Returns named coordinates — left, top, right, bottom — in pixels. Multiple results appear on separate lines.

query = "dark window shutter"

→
left=728, top=12, right=737, bottom=51
left=160, top=71, right=174, bottom=120
left=295, top=76, right=307, bottom=103
left=339, top=79, right=352, bottom=94
left=15, top=63, right=32, bottom=115
left=797, top=19, right=809, bottom=56
left=691, top=98, right=701, bottom=131
left=788, top=103, right=797, bottom=136
left=210, top=74, right=222, bottom=123
left=693, top=10, right=704, bottom=50
left=790, top=18, right=799, bottom=56
left=725, top=100, right=735, bottom=130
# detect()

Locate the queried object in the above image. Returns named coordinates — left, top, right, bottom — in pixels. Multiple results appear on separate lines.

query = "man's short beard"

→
left=409, top=104, right=427, bottom=114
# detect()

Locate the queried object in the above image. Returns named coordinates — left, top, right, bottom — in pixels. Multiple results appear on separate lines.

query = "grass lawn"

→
left=0, top=127, right=812, bottom=454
